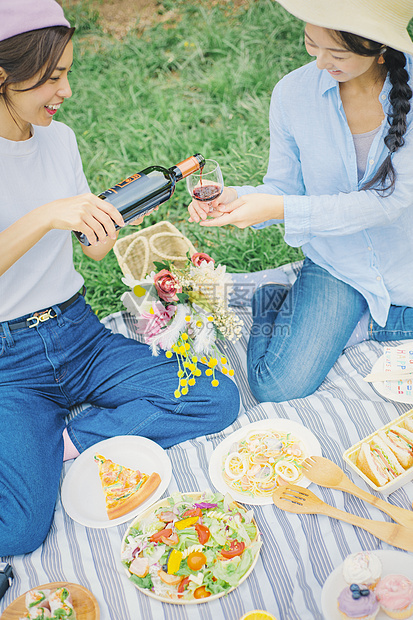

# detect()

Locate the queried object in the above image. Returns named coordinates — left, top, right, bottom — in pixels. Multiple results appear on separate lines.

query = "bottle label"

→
left=176, top=156, right=203, bottom=179
left=105, top=172, right=142, bottom=194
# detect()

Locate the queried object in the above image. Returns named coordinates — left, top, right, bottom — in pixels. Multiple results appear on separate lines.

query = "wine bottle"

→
left=73, top=153, right=205, bottom=245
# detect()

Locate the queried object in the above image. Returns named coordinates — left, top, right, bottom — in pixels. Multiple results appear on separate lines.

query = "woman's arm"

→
left=81, top=214, right=147, bottom=261
left=195, top=193, right=284, bottom=228
left=0, top=193, right=124, bottom=277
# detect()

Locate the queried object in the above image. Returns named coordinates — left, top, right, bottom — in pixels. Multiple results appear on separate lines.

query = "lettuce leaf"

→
left=130, top=573, right=153, bottom=590
left=211, top=543, right=261, bottom=587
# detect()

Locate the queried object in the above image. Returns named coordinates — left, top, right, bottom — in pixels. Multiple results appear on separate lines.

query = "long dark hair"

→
left=334, top=31, right=412, bottom=195
left=0, top=26, right=75, bottom=112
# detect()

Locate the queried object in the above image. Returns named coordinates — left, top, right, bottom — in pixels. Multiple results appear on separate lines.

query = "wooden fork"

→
left=273, top=485, right=413, bottom=552
left=301, top=455, right=413, bottom=529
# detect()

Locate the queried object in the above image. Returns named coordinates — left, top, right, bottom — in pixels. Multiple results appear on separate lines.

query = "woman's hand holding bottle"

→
left=37, top=193, right=125, bottom=246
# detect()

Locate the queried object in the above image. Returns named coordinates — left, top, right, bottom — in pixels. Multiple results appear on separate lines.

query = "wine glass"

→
left=186, top=159, right=224, bottom=205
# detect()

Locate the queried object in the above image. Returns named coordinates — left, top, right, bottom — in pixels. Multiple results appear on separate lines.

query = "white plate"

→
left=208, top=414, right=322, bottom=505
left=321, top=550, right=413, bottom=620
left=61, top=436, right=172, bottom=528
left=370, top=350, right=413, bottom=404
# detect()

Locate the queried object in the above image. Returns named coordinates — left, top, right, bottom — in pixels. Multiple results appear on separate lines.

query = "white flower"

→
left=188, top=263, right=233, bottom=305
left=121, top=274, right=139, bottom=289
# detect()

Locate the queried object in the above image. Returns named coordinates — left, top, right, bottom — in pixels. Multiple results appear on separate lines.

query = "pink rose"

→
left=191, top=252, right=215, bottom=267
left=136, top=302, right=176, bottom=342
left=154, top=269, right=182, bottom=302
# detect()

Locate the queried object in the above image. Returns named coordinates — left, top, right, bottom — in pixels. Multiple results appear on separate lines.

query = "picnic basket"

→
left=113, top=220, right=197, bottom=280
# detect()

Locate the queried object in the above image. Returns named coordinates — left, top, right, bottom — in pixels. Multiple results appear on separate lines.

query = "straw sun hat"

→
left=276, top=0, right=413, bottom=56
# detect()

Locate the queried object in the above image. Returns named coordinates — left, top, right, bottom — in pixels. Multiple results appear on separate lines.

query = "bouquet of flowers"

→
left=122, top=252, right=243, bottom=398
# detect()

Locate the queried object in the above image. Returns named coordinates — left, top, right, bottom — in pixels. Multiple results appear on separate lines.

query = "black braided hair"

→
left=334, top=31, right=412, bottom=195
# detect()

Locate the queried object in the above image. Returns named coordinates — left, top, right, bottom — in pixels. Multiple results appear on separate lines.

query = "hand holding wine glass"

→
left=187, top=159, right=225, bottom=222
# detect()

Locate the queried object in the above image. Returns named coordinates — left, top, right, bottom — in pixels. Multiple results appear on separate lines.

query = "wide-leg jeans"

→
left=0, top=296, right=239, bottom=555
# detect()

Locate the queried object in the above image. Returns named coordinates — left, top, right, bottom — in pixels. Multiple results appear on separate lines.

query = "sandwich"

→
left=356, top=436, right=405, bottom=487
left=403, top=416, right=413, bottom=433
left=378, top=426, right=413, bottom=469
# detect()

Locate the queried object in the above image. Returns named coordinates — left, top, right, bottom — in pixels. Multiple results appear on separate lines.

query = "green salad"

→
left=121, top=491, right=262, bottom=602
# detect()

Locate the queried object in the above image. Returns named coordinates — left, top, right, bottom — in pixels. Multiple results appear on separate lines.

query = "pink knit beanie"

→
left=0, top=0, right=70, bottom=42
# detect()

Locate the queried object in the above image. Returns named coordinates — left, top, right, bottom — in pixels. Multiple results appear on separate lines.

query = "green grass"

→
left=60, top=0, right=307, bottom=317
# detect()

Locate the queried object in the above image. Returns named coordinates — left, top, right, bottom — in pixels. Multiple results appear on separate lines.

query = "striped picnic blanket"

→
left=1, top=262, right=413, bottom=620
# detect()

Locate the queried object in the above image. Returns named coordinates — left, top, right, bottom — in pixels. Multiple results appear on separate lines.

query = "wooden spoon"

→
left=301, top=456, right=413, bottom=529
left=273, top=485, right=413, bottom=552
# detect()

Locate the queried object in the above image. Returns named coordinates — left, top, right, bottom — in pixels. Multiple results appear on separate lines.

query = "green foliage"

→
left=61, top=0, right=101, bottom=34
left=60, top=0, right=306, bottom=317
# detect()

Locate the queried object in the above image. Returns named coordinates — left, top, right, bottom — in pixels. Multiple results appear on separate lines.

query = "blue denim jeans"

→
left=247, top=258, right=413, bottom=403
left=0, top=296, right=239, bottom=555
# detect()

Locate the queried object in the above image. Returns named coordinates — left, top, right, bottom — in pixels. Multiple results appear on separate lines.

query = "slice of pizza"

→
left=94, top=453, right=161, bottom=520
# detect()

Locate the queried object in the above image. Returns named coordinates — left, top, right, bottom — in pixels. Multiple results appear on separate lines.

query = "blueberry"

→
left=350, top=584, right=360, bottom=591
left=352, top=591, right=361, bottom=599
left=360, top=589, right=370, bottom=597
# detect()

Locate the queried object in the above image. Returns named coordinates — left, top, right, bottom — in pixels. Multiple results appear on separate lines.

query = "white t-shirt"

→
left=0, top=120, right=89, bottom=321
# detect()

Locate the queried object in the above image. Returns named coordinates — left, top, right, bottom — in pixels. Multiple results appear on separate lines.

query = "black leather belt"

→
left=2, top=286, right=86, bottom=332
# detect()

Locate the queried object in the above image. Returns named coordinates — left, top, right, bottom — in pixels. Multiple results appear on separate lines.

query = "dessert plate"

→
left=321, top=550, right=413, bottom=620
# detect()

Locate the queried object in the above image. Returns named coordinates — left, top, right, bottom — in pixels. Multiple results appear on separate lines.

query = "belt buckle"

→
left=27, top=308, right=57, bottom=328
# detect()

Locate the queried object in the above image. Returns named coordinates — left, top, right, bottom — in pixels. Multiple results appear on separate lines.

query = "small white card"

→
left=383, top=345, right=413, bottom=398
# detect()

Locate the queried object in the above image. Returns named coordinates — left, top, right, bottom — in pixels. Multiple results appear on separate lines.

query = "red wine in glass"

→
left=186, top=159, right=224, bottom=205
left=192, top=184, right=222, bottom=202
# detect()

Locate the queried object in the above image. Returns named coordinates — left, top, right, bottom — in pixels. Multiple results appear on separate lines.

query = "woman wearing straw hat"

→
left=0, top=0, right=240, bottom=555
left=189, top=0, right=413, bottom=403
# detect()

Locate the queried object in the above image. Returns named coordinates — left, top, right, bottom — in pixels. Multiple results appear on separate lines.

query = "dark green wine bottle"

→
left=74, top=153, right=205, bottom=245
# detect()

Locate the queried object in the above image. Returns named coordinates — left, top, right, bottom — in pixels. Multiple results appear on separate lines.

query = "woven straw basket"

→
left=113, top=220, right=197, bottom=280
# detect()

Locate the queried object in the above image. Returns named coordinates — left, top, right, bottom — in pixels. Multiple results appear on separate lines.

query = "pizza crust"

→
left=94, top=453, right=161, bottom=520
left=107, top=472, right=161, bottom=519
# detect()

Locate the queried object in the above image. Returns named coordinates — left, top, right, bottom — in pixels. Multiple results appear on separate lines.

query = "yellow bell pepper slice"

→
left=174, top=516, right=199, bottom=530
left=167, top=548, right=183, bottom=574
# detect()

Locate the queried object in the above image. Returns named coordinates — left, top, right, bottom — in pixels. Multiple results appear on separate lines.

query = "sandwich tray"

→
left=343, top=408, right=413, bottom=495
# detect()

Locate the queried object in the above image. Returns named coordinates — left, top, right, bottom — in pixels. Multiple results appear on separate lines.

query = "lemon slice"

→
left=240, top=611, right=278, bottom=620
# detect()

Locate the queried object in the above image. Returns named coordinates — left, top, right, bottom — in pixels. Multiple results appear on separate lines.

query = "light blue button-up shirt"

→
left=233, top=58, right=413, bottom=326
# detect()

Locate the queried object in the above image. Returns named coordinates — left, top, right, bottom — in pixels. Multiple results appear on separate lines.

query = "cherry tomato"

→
left=178, top=576, right=191, bottom=596
left=220, top=540, right=245, bottom=559
left=193, top=586, right=211, bottom=599
left=181, top=507, right=202, bottom=519
left=187, top=551, right=207, bottom=571
left=150, top=528, right=172, bottom=543
left=194, top=522, right=210, bottom=544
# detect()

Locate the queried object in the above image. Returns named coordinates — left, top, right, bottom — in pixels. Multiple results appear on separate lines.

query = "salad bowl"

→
left=120, top=491, right=262, bottom=604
